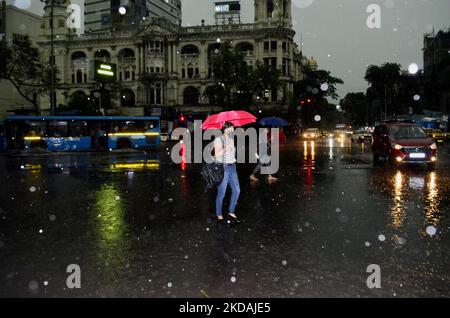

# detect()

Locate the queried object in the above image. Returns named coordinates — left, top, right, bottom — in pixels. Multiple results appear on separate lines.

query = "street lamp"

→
left=41, top=0, right=64, bottom=115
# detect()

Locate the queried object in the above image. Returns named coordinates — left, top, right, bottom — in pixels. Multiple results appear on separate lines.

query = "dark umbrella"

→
left=259, top=117, right=289, bottom=127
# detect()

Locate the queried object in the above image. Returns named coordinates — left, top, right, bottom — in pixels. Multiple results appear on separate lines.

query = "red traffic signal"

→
left=180, top=115, right=185, bottom=122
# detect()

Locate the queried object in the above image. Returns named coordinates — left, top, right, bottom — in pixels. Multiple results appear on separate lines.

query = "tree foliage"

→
left=0, top=34, right=58, bottom=114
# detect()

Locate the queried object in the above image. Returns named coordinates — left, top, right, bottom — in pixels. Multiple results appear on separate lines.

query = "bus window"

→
left=24, top=121, right=47, bottom=137
left=48, top=121, right=69, bottom=138
left=144, top=120, right=159, bottom=131
left=69, top=121, right=88, bottom=137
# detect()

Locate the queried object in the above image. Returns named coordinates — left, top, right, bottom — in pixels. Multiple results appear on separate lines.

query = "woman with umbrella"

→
left=214, top=122, right=242, bottom=225
left=202, top=111, right=256, bottom=226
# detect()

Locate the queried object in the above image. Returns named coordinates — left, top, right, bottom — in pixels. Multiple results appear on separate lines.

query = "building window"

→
left=76, top=70, right=82, bottom=83
left=264, top=41, right=269, bottom=51
left=187, top=67, right=194, bottom=79
left=267, top=0, right=274, bottom=18
left=271, top=41, right=277, bottom=51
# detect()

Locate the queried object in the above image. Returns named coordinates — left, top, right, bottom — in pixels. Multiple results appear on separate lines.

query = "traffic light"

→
left=179, top=115, right=185, bottom=122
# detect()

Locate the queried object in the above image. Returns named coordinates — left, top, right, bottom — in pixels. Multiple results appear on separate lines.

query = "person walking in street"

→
left=250, top=128, right=278, bottom=182
left=214, top=122, right=242, bottom=226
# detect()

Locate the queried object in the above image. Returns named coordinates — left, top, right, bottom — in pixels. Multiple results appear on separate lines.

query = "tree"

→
left=293, top=66, right=344, bottom=128
left=207, top=41, right=247, bottom=107
left=205, top=41, right=282, bottom=109
left=251, top=61, right=282, bottom=104
left=0, top=34, right=58, bottom=115
left=340, top=92, right=377, bottom=127
left=58, top=92, right=99, bottom=115
left=364, top=63, right=402, bottom=119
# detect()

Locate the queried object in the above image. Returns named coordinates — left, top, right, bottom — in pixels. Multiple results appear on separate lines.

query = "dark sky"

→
left=13, top=0, right=450, bottom=101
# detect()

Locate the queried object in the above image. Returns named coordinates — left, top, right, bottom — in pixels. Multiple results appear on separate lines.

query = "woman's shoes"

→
left=227, top=214, right=242, bottom=226
left=249, top=175, right=259, bottom=181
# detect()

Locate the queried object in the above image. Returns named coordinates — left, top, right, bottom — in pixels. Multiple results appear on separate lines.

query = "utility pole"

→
left=49, top=0, right=56, bottom=115
left=384, top=83, right=387, bottom=121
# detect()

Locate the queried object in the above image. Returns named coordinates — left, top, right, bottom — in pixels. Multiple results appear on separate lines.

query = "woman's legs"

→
left=228, top=165, right=240, bottom=215
left=215, top=166, right=230, bottom=218
left=250, top=161, right=261, bottom=180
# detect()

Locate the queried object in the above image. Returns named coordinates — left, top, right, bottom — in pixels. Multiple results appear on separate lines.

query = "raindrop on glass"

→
left=408, top=63, right=419, bottom=75
left=426, top=226, right=437, bottom=236
left=28, top=280, right=38, bottom=291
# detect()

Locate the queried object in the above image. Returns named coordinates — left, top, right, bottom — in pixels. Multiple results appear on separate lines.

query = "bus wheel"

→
left=117, top=138, right=132, bottom=149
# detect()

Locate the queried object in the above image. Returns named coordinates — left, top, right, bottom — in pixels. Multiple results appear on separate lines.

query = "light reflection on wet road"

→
left=0, top=138, right=449, bottom=297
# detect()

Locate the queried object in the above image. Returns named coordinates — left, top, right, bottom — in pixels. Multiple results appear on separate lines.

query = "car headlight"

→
left=393, top=144, right=403, bottom=150
left=430, top=143, right=437, bottom=150
left=303, top=133, right=308, bottom=138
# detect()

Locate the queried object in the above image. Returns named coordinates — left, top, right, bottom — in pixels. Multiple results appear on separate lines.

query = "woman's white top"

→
left=214, top=136, right=236, bottom=164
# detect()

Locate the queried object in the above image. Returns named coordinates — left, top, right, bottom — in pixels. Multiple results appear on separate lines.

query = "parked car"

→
left=372, top=121, right=437, bottom=168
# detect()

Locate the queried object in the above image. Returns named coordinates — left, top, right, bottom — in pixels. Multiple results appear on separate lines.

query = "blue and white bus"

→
left=3, top=116, right=161, bottom=152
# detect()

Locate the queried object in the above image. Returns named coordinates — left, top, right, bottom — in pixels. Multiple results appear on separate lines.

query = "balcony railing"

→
left=180, top=53, right=199, bottom=59
left=118, top=57, right=136, bottom=64
left=181, top=23, right=256, bottom=34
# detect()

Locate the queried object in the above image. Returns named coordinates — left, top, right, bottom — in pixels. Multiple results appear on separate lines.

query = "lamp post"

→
left=41, top=0, right=63, bottom=115
left=50, top=0, right=56, bottom=115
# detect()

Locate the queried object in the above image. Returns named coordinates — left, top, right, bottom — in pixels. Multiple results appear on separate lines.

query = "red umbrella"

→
left=201, top=110, right=256, bottom=130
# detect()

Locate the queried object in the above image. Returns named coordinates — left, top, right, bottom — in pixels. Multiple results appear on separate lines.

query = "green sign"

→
left=93, top=61, right=117, bottom=82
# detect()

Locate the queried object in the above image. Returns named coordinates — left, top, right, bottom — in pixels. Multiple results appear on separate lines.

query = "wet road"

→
left=0, top=137, right=449, bottom=297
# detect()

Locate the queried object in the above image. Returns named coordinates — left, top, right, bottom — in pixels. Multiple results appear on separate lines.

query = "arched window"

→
left=183, top=87, right=199, bottom=105
left=235, top=42, right=254, bottom=57
left=71, top=51, right=87, bottom=84
left=94, top=49, right=110, bottom=61
left=181, top=44, right=199, bottom=58
left=118, top=48, right=135, bottom=61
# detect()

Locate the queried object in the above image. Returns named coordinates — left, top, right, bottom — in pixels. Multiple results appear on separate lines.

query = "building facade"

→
left=39, top=0, right=305, bottom=117
left=0, top=2, right=42, bottom=120
left=85, top=0, right=181, bottom=33
left=423, top=29, right=450, bottom=115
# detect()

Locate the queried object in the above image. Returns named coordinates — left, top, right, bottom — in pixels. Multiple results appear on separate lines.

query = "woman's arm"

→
left=214, top=139, right=225, bottom=159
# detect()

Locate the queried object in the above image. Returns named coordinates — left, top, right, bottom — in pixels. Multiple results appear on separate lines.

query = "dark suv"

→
left=372, top=121, right=437, bottom=168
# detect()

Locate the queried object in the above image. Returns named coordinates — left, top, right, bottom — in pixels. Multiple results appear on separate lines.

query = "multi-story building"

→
left=38, top=0, right=305, bottom=117
left=423, top=29, right=450, bottom=115
left=85, top=0, right=181, bottom=33
left=0, top=1, right=42, bottom=120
